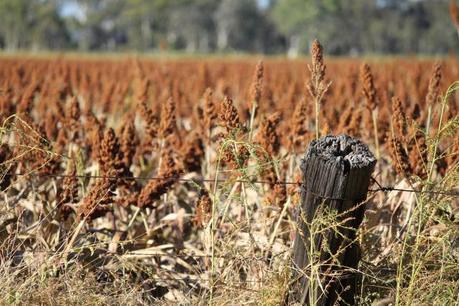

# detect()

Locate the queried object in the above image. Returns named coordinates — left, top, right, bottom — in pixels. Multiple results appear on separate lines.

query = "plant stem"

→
left=372, top=109, right=380, bottom=159
left=248, top=101, right=257, bottom=141
left=315, top=98, right=320, bottom=139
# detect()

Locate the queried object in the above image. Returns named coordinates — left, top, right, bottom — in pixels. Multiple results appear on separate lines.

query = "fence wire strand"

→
left=4, top=172, right=459, bottom=197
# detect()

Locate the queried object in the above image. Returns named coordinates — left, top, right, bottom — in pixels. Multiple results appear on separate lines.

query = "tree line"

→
left=0, top=0, right=458, bottom=55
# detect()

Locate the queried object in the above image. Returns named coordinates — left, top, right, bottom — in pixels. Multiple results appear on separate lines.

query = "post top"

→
left=305, top=134, right=376, bottom=169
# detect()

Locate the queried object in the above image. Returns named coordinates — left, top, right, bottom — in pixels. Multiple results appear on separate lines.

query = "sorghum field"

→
left=0, top=44, right=458, bottom=305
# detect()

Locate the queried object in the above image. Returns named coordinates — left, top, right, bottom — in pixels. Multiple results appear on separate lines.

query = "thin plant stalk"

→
left=372, top=109, right=380, bottom=159
left=248, top=101, right=257, bottom=141
left=315, top=98, right=320, bottom=139
left=425, top=105, right=433, bottom=135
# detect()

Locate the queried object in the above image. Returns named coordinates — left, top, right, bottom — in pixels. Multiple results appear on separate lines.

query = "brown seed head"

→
left=17, top=81, right=38, bottom=114
left=137, top=150, right=182, bottom=208
left=337, top=104, right=354, bottom=132
left=118, top=114, right=138, bottom=169
left=203, top=88, right=217, bottom=133
left=67, top=96, right=81, bottom=142
left=307, top=40, right=327, bottom=99
left=220, top=96, right=241, bottom=131
left=181, top=132, right=205, bottom=173
left=0, top=85, right=15, bottom=122
left=44, top=112, right=58, bottom=141
left=388, top=134, right=412, bottom=178
left=266, top=183, right=287, bottom=209
left=57, top=158, right=79, bottom=218
left=159, top=97, right=176, bottom=139
left=347, top=107, right=362, bottom=137
left=136, top=78, right=150, bottom=105
left=256, top=112, right=281, bottom=157
left=392, top=97, right=407, bottom=141
left=138, top=100, right=158, bottom=143
left=249, top=60, right=264, bottom=108
left=408, top=131, right=428, bottom=180
left=85, top=111, right=104, bottom=161
left=289, top=98, right=310, bottom=152
left=99, top=128, right=123, bottom=179
left=77, top=178, right=114, bottom=221
left=360, top=63, right=378, bottom=110
left=229, top=144, right=250, bottom=173
left=426, top=62, right=442, bottom=107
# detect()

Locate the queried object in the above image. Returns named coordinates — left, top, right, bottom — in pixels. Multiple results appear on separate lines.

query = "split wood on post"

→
left=289, top=134, right=376, bottom=305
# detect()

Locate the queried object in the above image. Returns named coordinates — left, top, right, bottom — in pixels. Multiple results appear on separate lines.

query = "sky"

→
left=60, top=0, right=272, bottom=20
left=60, top=2, right=85, bottom=21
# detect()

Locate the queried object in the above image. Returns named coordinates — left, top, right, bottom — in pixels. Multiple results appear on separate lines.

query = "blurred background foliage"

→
left=0, top=0, right=458, bottom=55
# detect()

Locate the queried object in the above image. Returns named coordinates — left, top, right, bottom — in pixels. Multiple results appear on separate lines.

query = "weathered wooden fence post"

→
left=289, top=135, right=376, bottom=305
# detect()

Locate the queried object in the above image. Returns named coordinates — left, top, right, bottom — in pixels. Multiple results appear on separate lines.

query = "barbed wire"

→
left=5, top=172, right=459, bottom=197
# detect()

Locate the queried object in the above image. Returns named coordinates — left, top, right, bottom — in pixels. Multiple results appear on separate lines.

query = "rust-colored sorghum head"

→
left=220, top=96, right=242, bottom=132
left=57, top=158, right=79, bottom=219
left=256, top=111, right=281, bottom=157
left=425, top=62, right=442, bottom=108
left=77, top=178, right=114, bottom=221
left=203, top=88, right=217, bottom=133
left=307, top=39, right=327, bottom=100
left=181, top=132, right=205, bottom=173
left=159, top=97, right=176, bottom=140
left=360, top=63, right=378, bottom=111
left=137, top=149, right=183, bottom=208
left=248, top=60, right=264, bottom=109
left=388, top=133, right=413, bottom=178
left=392, top=96, right=407, bottom=141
